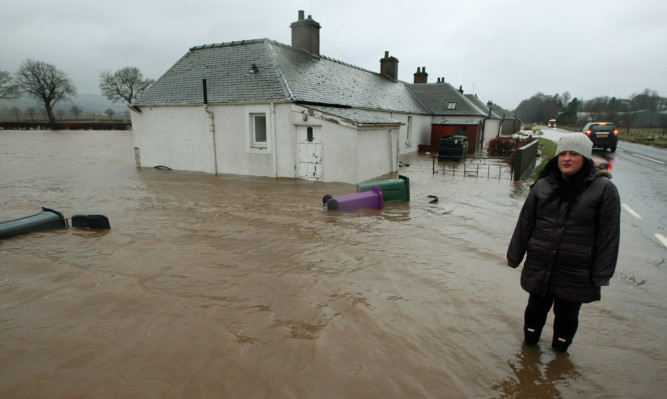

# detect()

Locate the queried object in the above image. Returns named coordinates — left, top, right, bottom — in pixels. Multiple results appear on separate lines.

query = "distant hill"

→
left=0, top=93, right=129, bottom=122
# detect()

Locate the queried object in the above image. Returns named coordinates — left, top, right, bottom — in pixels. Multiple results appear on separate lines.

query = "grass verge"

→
left=530, top=138, right=557, bottom=181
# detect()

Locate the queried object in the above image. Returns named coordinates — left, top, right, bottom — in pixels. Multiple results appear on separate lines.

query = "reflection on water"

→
left=1, top=130, right=666, bottom=398
left=491, top=346, right=581, bottom=399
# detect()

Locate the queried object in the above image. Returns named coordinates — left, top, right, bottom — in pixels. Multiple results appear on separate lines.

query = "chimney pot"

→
left=380, top=51, right=399, bottom=81
left=413, top=65, right=428, bottom=84
left=291, top=10, right=321, bottom=56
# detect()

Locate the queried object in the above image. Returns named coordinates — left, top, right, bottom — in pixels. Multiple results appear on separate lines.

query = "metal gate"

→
left=432, top=156, right=514, bottom=180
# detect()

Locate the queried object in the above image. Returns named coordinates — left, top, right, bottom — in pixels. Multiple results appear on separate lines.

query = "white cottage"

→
left=130, top=11, right=433, bottom=184
left=130, top=10, right=516, bottom=183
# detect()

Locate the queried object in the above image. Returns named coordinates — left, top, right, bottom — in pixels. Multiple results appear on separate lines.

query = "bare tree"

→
left=15, top=59, right=77, bottom=125
left=631, top=89, right=665, bottom=111
left=104, top=108, right=115, bottom=120
left=10, top=106, right=21, bottom=121
left=561, top=92, right=571, bottom=110
left=0, top=70, right=20, bottom=99
left=70, top=105, right=82, bottom=120
left=99, top=66, right=154, bottom=104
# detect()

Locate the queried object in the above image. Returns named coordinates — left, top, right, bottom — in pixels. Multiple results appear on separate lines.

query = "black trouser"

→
left=523, top=293, right=582, bottom=351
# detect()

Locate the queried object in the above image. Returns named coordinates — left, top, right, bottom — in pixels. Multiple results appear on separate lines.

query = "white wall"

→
left=132, top=103, right=419, bottom=184
left=482, top=119, right=502, bottom=151
left=356, top=128, right=397, bottom=182
left=131, top=105, right=216, bottom=173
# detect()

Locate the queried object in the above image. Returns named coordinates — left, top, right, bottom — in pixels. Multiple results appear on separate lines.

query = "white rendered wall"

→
left=482, top=119, right=502, bottom=150
left=131, top=105, right=216, bottom=173
left=132, top=103, right=417, bottom=184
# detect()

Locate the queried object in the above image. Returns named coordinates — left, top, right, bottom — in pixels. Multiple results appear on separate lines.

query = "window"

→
left=307, top=127, right=314, bottom=142
left=407, top=116, right=413, bottom=143
left=447, top=102, right=457, bottom=110
left=251, top=113, right=267, bottom=148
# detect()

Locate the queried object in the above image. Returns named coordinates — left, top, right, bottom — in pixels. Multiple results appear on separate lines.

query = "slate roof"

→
left=405, top=83, right=487, bottom=117
left=487, top=102, right=516, bottom=119
left=134, top=38, right=428, bottom=115
left=464, top=94, right=497, bottom=118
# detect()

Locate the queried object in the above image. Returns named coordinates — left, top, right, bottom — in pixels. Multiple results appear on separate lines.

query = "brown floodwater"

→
left=1, top=130, right=665, bottom=398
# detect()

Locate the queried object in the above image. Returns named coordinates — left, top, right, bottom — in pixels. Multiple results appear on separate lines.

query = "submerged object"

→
left=356, top=175, right=410, bottom=203
left=71, top=214, right=111, bottom=229
left=323, top=186, right=384, bottom=211
left=0, top=207, right=69, bottom=239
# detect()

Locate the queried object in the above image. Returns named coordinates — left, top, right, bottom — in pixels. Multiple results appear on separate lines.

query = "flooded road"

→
left=1, top=130, right=666, bottom=398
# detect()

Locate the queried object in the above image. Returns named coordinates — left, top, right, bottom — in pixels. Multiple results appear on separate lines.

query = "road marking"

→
left=656, top=234, right=667, bottom=249
left=622, top=203, right=643, bottom=219
left=632, top=153, right=665, bottom=164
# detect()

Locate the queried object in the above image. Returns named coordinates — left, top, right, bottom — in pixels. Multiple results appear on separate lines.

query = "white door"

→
left=298, top=126, right=322, bottom=180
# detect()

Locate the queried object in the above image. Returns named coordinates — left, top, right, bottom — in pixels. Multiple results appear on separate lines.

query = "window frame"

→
left=250, top=113, right=268, bottom=149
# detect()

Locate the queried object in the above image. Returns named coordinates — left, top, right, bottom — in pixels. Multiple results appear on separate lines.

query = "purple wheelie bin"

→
left=322, top=186, right=384, bottom=211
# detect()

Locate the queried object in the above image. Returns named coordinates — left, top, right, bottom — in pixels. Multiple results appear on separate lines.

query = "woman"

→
left=507, top=133, right=620, bottom=352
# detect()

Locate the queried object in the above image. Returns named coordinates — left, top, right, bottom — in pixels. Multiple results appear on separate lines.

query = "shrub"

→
left=487, top=137, right=532, bottom=158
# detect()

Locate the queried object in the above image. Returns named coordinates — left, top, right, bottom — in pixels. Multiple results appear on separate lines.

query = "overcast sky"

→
left=2, top=0, right=665, bottom=110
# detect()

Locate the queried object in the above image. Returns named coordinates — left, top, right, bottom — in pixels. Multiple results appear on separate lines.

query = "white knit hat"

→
left=556, top=133, right=593, bottom=159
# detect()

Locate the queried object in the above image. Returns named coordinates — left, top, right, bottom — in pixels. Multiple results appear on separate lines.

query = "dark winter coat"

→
left=506, top=170, right=621, bottom=303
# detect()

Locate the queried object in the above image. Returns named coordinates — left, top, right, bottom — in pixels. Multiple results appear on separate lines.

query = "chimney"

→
left=290, top=10, right=321, bottom=56
left=458, top=85, right=464, bottom=93
left=380, top=51, right=399, bottom=81
left=413, top=67, right=428, bottom=84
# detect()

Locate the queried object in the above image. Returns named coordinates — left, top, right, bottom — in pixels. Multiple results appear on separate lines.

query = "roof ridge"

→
left=190, top=38, right=274, bottom=51
left=190, top=39, right=387, bottom=80
left=264, top=40, right=295, bottom=100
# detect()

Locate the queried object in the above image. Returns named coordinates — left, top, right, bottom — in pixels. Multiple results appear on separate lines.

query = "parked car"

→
left=582, top=122, right=619, bottom=152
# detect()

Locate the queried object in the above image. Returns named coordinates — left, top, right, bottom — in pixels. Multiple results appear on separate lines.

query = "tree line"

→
left=0, top=59, right=154, bottom=125
left=514, top=90, right=667, bottom=127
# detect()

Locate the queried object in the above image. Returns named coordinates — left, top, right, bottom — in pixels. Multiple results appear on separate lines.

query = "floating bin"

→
left=356, top=175, right=410, bottom=203
left=71, top=214, right=111, bottom=229
left=323, top=186, right=384, bottom=211
left=438, top=135, right=468, bottom=162
left=0, top=207, right=68, bottom=239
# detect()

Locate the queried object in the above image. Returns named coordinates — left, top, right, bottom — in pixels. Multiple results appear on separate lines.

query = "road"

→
left=539, top=126, right=667, bottom=263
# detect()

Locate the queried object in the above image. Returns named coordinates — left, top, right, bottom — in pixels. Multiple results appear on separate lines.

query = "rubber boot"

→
left=524, top=326, right=542, bottom=346
left=552, top=317, right=578, bottom=353
left=551, top=336, right=572, bottom=353
left=523, top=305, right=548, bottom=346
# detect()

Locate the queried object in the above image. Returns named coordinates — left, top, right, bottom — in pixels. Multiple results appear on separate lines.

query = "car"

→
left=582, top=122, right=619, bottom=152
